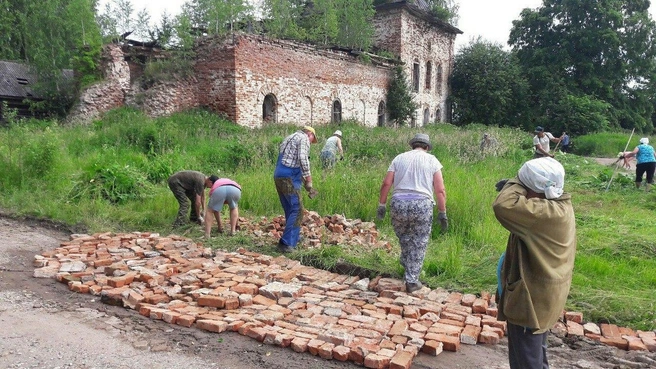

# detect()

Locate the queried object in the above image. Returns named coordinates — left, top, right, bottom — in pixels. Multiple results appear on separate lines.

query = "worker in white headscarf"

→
left=493, top=157, right=576, bottom=369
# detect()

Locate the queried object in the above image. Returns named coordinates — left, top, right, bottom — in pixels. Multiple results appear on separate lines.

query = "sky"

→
left=99, top=0, right=656, bottom=53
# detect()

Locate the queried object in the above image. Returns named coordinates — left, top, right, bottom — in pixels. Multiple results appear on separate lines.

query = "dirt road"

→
left=1, top=215, right=654, bottom=369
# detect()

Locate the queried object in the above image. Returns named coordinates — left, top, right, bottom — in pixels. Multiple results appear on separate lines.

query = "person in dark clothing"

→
left=168, top=170, right=210, bottom=227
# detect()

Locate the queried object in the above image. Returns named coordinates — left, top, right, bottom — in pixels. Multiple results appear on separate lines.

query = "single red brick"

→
left=224, top=298, right=239, bottom=310
left=421, top=340, right=443, bottom=356
left=307, top=339, right=325, bottom=356
left=364, top=353, right=390, bottom=369
left=600, top=336, right=628, bottom=350
left=162, top=311, right=181, bottom=324
left=460, top=325, right=482, bottom=345
left=176, top=315, right=195, bottom=327
left=564, top=311, right=583, bottom=323
left=197, top=295, right=226, bottom=308
left=332, top=345, right=351, bottom=361
left=197, top=319, right=228, bottom=333
left=291, top=337, right=309, bottom=353
left=478, top=330, right=500, bottom=345
left=318, top=342, right=335, bottom=359
left=389, top=350, right=415, bottom=369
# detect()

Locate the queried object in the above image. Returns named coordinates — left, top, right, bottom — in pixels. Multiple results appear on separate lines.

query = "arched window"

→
left=262, top=94, right=277, bottom=124
left=377, top=101, right=386, bottom=127
left=425, top=62, right=432, bottom=91
left=436, top=64, right=443, bottom=95
left=412, top=61, right=420, bottom=92
left=423, top=108, right=430, bottom=125
left=331, top=100, right=342, bottom=123
left=435, top=108, right=441, bottom=123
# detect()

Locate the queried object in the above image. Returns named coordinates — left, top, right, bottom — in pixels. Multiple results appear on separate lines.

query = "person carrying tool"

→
left=620, top=137, right=656, bottom=191
left=168, top=170, right=210, bottom=227
left=493, top=157, right=576, bottom=369
left=273, top=126, right=319, bottom=253
left=533, top=126, right=562, bottom=158
left=319, top=130, right=344, bottom=169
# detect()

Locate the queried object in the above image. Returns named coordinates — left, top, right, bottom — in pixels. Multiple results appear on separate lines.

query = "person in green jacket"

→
left=493, top=157, right=576, bottom=369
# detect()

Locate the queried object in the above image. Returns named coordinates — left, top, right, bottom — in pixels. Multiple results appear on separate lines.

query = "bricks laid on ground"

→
left=32, top=232, right=655, bottom=369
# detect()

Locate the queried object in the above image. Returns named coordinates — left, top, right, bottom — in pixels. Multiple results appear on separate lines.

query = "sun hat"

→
left=334, top=130, right=342, bottom=137
left=409, top=133, right=432, bottom=151
left=534, top=126, right=544, bottom=133
left=640, top=137, right=649, bottom=145
left=518, top=157, right=565, bottom=199
left=303, top=126, right=318, bottom=143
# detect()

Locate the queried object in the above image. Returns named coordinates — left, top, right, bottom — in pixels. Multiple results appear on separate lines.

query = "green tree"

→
left=509, top=0, right=656, bottom=133
left=450, top=38, right=528, bottom=128
left=423, top=0, right=459, bottom=25
left=335, top=0, right=375, bottom=50
left=387, top=65, right=417, bottom=126
left=301, top=0, right=339, bottom=46
left=0, top=0, right=102, bottom=116
left=262, top=0, right=305, bottom=40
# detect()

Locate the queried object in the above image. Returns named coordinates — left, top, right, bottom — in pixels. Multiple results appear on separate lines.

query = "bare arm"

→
left=337, top=138, right=343, bottom=156
left=433, top=171, right=446, bottom=212
left=378, top=171, right=394, bottom=205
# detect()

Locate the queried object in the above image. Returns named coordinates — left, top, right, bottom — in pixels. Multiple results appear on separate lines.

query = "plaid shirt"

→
left=279, top=131, right=311, bottom=177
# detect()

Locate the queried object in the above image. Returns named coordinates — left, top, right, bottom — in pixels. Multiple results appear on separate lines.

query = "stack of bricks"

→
left=243, top=210, right=392, bottom=252
left=32, top=232, right=655, bottom=369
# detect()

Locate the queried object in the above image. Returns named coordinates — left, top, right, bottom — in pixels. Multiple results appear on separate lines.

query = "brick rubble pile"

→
left=242, top=210, right=392, bottom=252
left=32, top=232, right=656, bottom=369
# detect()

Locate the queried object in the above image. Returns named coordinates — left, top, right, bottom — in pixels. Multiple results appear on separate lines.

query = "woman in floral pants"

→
left=377, top=133, right=448, bottom=293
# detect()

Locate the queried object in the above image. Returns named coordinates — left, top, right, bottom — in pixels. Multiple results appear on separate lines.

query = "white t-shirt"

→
left=388, top=149, right=442, bottom=202
left=533, top=132, right=555, bottom=153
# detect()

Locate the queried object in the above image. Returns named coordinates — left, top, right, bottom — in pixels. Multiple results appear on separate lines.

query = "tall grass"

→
left=0, top=108, right=654, bottom=330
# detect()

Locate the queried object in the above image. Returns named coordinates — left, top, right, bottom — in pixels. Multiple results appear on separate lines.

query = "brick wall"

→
left=68, top=4, right=460, bottom=128
left=194, top=34, right=393, bottom=128
left=374, top=5, right=458, bottom=125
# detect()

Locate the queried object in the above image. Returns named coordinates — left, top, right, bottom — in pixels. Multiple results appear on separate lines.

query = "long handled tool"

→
left=605, top=128, right=635, bottom=191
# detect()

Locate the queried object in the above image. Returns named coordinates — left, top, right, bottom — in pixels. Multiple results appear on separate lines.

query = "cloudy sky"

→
left=98, top=0, right=656, bottom=52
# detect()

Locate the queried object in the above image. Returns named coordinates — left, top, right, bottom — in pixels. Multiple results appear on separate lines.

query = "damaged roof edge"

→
left=375, top=0, right=463, bottom=35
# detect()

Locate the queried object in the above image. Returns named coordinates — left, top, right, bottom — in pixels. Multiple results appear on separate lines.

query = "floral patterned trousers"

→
left=390, top=197, right=434, bottom=284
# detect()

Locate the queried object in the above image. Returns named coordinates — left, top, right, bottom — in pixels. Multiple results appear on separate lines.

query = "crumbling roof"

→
left=376, top=0, right=463, bottom=35
left=0, top=60, right=74, bottom=100
left=0, top=60, right=37, bottom=99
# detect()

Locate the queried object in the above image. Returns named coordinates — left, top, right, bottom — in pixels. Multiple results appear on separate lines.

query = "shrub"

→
left=69, top=163, right=152, bottom=204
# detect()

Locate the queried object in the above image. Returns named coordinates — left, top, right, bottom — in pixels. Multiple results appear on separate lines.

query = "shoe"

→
left=406, top=281, right=423, bottom=293
left=277, top=241, right=295, bottom=254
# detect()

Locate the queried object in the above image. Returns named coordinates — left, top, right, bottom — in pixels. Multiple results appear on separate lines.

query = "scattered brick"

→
left=31, top=231, right=647, bottom=369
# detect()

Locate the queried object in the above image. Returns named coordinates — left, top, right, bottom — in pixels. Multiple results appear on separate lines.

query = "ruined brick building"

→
left=69, top=1, right=462, bottom=128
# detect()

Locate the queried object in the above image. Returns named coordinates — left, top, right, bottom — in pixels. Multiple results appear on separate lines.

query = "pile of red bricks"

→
left=241, top=210, right=392, bottom=252
left=32, top=232, right=655, bottom=369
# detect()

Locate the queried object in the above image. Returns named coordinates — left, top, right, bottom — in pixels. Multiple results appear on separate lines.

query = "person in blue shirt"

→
left=560, top=132, right=570, bottom=152
left=621, top=137, right=656, bottom=191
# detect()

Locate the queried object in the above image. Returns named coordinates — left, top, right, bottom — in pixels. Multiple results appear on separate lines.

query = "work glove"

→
left=376, top=203, right=386, bottom=220
left=308, top=188, right=319, bottom=199
left=198, top=215, right=204, bottom=225
left=437, top=211, right=448, bottom=232
left=303, top=176, right=313, bottom=192
left=495, top=179, right=509, bottom=192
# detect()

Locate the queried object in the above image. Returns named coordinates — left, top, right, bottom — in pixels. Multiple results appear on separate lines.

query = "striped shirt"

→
left=279, top=130, right=312, bottom=177
left=388, top=149, right=443, bottom=201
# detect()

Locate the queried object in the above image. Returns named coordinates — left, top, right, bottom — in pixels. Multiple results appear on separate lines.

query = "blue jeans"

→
left=273, top=155, right=303, bottom=247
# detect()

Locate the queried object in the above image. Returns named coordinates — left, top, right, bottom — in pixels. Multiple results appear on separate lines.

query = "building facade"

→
left=69, top=1, right=461, bottom=128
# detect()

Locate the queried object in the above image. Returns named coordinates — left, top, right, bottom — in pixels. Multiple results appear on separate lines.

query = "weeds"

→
left=0, top=109, right=654, bottom=329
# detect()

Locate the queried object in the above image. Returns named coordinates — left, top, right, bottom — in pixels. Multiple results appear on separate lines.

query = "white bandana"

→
left=518, top=157, right=565, bottom=199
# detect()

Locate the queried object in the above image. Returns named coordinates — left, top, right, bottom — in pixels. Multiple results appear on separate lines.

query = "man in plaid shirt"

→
left=274, top=126, right=319, bottom=253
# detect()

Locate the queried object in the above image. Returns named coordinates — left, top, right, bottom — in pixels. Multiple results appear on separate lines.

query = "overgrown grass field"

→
left=1, top=108, right=654, bottom=330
